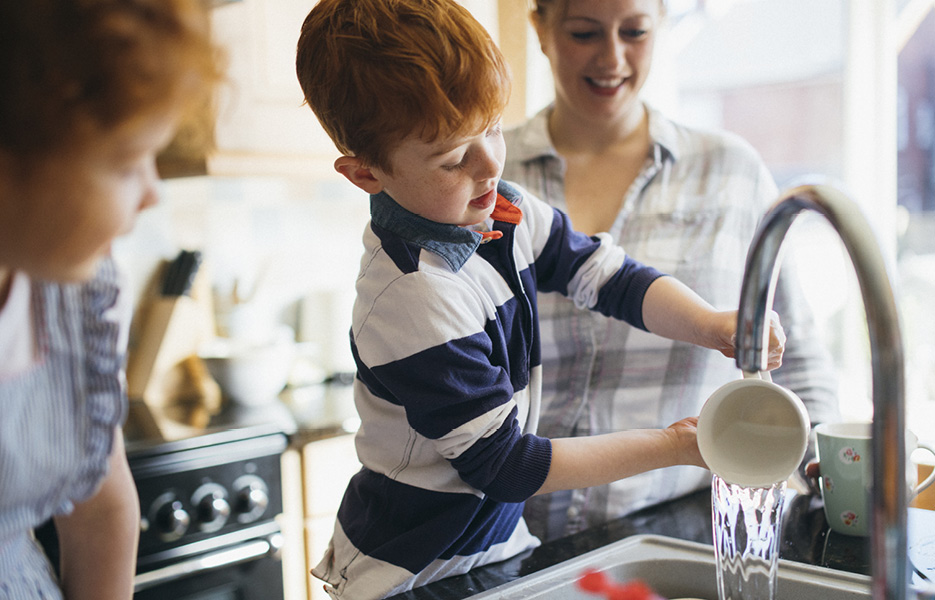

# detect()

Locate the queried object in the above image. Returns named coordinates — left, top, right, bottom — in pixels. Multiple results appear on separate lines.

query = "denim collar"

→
left=370, top=180, right=522, bottom=272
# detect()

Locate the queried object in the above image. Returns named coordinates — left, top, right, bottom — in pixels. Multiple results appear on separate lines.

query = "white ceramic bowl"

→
left=697, top=371, right=810, bottom=488
left=199, top=336, right=295, bottom=407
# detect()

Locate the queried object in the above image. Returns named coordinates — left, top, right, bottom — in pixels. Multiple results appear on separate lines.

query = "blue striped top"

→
left=0, top=257, right=126, bottom=599
left=312, top=181, right=664, bottom=599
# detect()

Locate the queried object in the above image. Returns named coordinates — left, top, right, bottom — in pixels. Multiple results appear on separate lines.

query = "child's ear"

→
left=334, top=156, right=383, bottom=194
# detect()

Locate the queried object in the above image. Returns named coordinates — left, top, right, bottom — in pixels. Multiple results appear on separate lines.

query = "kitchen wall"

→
left=113, top=175, right=370, bottom=375
left=202, top=0, right=508, bottom=176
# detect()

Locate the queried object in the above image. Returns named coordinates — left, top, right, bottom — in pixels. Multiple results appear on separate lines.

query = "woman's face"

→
left=0, top=111, right=176, bottom=283
left=535, top=0, right=662, bottom=126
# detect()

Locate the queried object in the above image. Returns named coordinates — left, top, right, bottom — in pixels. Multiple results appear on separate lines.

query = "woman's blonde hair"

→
left=296, top=0, right=511, bottom=174
left=0, top=0, right=223, bottom=156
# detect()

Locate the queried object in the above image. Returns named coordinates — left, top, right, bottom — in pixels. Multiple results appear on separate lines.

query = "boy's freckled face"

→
left=373, top=123, right=505, bottom=227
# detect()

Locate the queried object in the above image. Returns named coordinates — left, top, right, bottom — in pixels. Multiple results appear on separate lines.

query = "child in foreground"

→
left=295, top=1, right=784, bottom=598
left=0, top=1, right=220, bottom=597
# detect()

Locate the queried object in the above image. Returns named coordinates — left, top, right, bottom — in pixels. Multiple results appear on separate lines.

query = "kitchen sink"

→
left=465, top=534, right=872, bottom=599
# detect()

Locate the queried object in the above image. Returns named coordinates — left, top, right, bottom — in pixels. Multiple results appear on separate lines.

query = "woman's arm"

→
left=54, top=428, right=140, bottom=600
left=535, top=417, right=704, bottom=496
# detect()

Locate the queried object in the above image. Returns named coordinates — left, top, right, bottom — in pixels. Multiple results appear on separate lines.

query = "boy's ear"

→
left=334, top=156, right=384, bottom=194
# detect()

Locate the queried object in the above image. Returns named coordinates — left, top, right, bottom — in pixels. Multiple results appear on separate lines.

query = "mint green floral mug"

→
left=815, top=422, right=935, bottom=536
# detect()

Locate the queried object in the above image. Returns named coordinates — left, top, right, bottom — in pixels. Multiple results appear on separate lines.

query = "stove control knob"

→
left=233, top=475, right=269, bottom=523
left=192, top=483, right=231, bottom=533
left=153, top=497, right=190, bottom=542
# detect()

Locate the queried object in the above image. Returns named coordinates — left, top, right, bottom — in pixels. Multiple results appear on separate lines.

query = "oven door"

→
left=134, top=532, right=284, bottom=600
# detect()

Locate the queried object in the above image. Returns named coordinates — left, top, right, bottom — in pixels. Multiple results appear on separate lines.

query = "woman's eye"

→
left=570, top=30, right=597, bottom=41
left=622, top=28, right=648, bottom=39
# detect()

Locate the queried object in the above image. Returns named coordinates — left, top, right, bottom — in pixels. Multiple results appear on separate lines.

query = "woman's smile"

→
left=585, top=75, right=627, bottom=96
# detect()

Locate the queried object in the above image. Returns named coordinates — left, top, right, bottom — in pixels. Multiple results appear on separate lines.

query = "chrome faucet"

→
left=735, top=181, right=907, bottom=600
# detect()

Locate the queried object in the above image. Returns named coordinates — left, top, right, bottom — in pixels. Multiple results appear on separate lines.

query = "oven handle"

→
left=133, top=533, right=283, bottom=592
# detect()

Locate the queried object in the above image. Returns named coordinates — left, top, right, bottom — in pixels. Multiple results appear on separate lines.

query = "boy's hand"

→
left=641, top=278, right=785, bottom=370
left=710, top=309, right=786, bottom=371
left=665, top=417, right=706, bottom=469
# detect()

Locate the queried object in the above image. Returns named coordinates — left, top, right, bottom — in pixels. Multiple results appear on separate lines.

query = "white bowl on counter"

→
left=199, top=328, right=296, bottom=407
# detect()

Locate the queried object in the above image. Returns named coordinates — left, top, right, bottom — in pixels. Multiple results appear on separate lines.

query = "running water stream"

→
left=712, top=475, right=787, bottom=600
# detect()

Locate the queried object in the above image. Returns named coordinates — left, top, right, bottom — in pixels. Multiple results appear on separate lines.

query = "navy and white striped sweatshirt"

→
left=312, top=181, right=664, bottom=599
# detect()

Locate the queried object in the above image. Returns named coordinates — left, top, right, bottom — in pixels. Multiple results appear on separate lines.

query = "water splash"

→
left=712, top=474, right=787, bottom=600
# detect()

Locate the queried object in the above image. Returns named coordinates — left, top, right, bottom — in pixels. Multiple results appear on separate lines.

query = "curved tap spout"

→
left=735, top=181, right=906, bottom=600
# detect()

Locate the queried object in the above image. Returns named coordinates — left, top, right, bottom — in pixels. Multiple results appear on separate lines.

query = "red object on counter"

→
left=577, top=569, right=660, bottom=600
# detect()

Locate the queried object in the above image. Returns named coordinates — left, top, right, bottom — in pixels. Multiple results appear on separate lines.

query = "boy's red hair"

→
left=296, top=0, right=511, bottom=174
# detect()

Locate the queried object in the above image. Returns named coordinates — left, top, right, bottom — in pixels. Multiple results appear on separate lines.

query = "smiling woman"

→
left=499, top=0, right=935, bottom=531
left=502, top=0, right=840, bottom=543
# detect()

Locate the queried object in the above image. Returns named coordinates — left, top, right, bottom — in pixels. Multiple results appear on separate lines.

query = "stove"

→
left=129, top=424, right=288, bottom=599
left=38, top=417, right=293, bottom=600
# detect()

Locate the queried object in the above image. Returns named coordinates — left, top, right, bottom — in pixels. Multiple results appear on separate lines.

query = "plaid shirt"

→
left=502, top=104, right=839, bottom=541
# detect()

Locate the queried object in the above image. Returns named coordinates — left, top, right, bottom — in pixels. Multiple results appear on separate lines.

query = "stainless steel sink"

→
left=466, top=534, right=871, bottom=599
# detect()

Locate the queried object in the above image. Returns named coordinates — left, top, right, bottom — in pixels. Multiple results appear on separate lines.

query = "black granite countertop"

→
left=387, top=488, right=935, bottom=599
